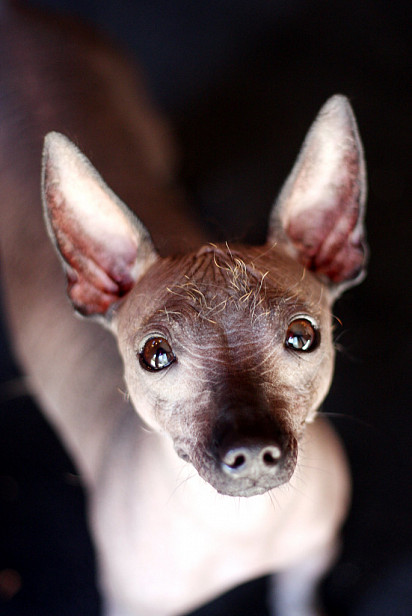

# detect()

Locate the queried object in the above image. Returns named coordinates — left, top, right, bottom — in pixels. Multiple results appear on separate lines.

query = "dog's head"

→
left=42, top=95, right=367, bottom=496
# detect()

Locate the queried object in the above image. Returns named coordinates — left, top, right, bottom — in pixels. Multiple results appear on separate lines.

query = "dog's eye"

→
left=285, top=318, right=318, bottom=352
left=139, top=337, right=176, bottom=371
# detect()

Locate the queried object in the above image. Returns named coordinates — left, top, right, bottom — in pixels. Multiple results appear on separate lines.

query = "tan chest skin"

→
left=91, top=414, right=349, bottom=616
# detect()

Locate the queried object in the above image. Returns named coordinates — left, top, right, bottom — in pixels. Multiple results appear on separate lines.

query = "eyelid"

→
left=288, top=314, right=319, bottom=329
left=137, top=330, right=171, bottom=354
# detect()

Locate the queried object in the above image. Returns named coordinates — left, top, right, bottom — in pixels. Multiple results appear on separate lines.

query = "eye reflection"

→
left=139, top=337, right=176, bottom=371
left=285, top=318, right=319, bottom=352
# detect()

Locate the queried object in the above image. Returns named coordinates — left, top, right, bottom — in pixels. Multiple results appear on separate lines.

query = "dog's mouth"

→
left=174, top=432, right=298, bottom=498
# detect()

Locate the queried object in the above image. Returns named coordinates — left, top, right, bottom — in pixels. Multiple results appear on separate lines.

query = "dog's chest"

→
left=90, top=416, right=347, bottom=615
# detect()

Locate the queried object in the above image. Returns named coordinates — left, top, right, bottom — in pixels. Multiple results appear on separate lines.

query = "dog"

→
left=0, top=4, right=367, bottom=615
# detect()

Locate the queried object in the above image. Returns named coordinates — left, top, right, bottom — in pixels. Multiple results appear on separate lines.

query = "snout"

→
left=213, top=429, right=297, bottom=496
left=175, top=417, right=298, bottom=497
left=219, top=434, right=282, bottom=478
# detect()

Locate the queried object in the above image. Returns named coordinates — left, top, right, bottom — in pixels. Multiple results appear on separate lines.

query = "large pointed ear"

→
left=268, top=95, right=367, bottom=298
left=42, top=132, right=158, bottom=318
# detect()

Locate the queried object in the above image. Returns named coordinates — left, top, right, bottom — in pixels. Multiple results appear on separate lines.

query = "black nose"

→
left=219, top=435, right=283, bottom=478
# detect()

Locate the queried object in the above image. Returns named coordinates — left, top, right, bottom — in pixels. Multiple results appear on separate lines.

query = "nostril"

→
left=231, top=453, right=246, bottom=469
left=222, top=449, right=248, bottom=470
left=219, top=441, right=283, bottom=477
left=262, top=446, right=282, bottom=467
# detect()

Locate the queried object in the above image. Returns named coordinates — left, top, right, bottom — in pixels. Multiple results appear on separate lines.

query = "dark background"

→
left=1, top=1, right=411, bottom=614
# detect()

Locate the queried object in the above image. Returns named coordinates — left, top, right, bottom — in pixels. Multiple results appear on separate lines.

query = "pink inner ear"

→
left=286, top=182, right=366, bottom=284
left=287, top=210, right=365, bottom=283
left=271, top=96, right=367, bottom=289
left=277, top=97, right=367, bottom=287
left=67, top=271, right=131, bottom=316
left=46, top=182, right=138, bottom=316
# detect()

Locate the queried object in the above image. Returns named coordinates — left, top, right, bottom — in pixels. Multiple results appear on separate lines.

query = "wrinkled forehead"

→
left=163, top=247, right=272, bottom=322
left=119, top=244, right=329, bottom=333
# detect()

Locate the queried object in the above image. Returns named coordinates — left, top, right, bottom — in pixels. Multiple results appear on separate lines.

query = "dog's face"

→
left=42, top=95, right=367, bottom=498
left=115, top=243, right=336, bottom=496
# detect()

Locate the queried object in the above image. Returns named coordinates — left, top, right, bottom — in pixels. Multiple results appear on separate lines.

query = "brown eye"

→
left=139, top=337, right=176, bottom=371
left=285, top=318, right=319, bottom=352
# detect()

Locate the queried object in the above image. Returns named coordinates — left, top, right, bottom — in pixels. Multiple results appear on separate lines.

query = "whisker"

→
left=166, top=469, right=197, bottom=503
left=266, top=488, right=279, bottom=513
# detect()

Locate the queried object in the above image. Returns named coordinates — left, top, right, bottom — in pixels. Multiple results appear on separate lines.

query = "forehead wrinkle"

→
left=230, top=338, right=281, bottom=377
left=161, top=246, right=328, bottom=333
left=165, top=246, right=274, bottom=321
left=178, top=351, right=226, bottom=376
left=177, top=332, right=229, bottom=365
left=165, top=300, right=281, bottom=376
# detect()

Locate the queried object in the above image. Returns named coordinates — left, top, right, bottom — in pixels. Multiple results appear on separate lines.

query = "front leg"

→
left=268, top=543, right=336, bottom=616
left=102, top=597, right=137, bottom=616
